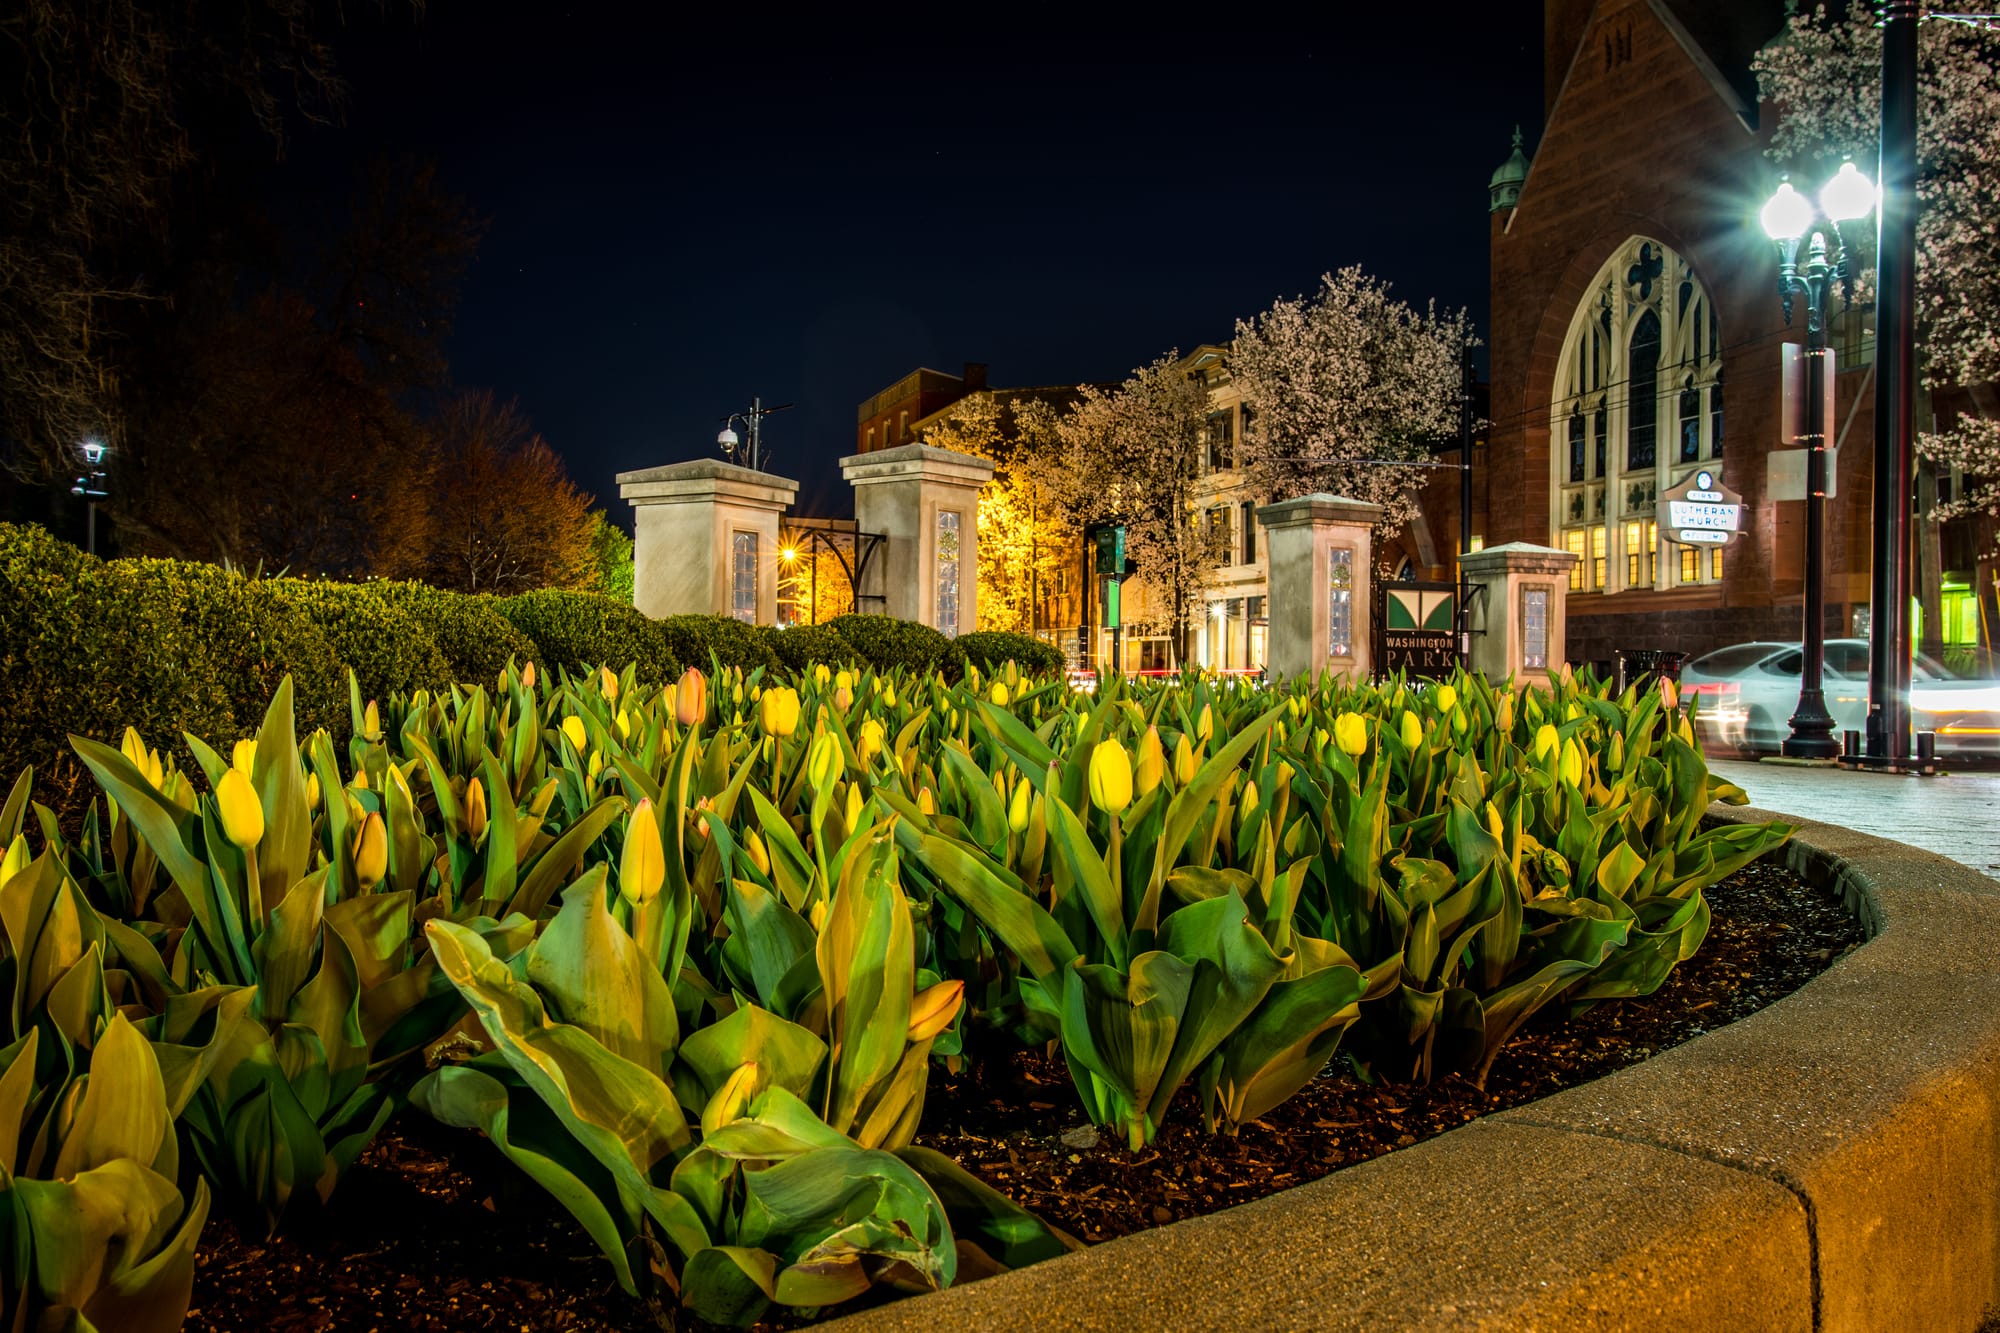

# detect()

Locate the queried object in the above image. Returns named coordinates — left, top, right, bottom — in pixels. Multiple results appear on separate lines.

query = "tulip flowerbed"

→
left=0, top=655, right=1793, bottom=1330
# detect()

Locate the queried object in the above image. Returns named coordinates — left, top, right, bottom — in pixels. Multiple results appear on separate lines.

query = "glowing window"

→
left=935, top=511, right=961, bottom=636
left=731, top=532, right=759, bottom=624
left=1328, top=548, right=1353, bottom=657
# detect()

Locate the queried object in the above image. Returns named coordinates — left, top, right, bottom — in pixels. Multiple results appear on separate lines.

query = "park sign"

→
left=1656, top=468, right=1745, bottom=548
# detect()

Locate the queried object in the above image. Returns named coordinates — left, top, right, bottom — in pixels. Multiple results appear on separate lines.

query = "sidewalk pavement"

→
left=1709, top=758, right=2000, bottom=880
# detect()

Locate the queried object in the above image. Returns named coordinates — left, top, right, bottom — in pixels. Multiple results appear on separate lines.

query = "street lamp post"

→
left=70, top=440, right=109, bottom=556
left=1761, top=163, right=1875, bottom=760
left=717, top=397, right=793, bottom=473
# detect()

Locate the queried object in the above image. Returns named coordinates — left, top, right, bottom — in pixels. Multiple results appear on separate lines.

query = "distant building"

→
left=855, top=363, right=987, bottom=454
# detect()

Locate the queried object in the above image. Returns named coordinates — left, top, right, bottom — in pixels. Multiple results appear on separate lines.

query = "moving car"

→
left=1680, top=639, right=2000, bottom=756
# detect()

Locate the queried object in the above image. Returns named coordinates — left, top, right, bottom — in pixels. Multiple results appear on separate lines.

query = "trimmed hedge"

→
left=496, top=589, right=680, bottom=686
left=762, top=623, right=858, bottom=673
left=373, top=582, right=537, bottom=686
left=951, top=630, right=1066, bottom=679
left=276, top=580, right=454, bottom=709
left=657, top=614, right=780, bottom=676
left=825, top=614, right=953, bottom=675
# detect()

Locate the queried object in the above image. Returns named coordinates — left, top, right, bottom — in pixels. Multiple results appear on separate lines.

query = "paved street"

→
left=1710, top=759, right=2000, bottom=879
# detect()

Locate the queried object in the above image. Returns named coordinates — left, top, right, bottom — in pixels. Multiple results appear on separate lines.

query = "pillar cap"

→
left=1255, top=493, right=1385, bottom=529
left=839, top=442, right=996, bottom=486
left=1460, top=541, right=1579, bottom=575
left=618, top=458, right=799, bottom=507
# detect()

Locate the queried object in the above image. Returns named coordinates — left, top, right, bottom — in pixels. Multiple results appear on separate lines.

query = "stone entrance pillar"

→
left=1256, top=494, right=1384, bottom=683
left=1459, top=543, right=1580, bottom=686
left=838, top=444, right=994, bottom=635
left=617, top=460, right=799, bottom=623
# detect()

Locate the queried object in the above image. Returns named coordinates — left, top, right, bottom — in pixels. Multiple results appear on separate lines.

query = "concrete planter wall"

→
left=834, top=808, right=2000, bottom=1331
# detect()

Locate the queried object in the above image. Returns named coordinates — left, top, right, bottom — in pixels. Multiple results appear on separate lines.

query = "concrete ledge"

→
left=832, top=808, right=2000, bottom=1331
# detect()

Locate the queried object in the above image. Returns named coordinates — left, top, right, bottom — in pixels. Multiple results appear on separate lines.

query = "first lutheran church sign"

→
left=1656, top=468, right=1746, bottom=548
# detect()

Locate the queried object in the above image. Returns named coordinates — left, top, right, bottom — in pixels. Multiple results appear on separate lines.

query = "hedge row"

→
left=0, top=523, right=1066, bottom=799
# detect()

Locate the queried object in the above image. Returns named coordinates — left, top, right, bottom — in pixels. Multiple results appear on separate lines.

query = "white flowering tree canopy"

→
left=1229, top=267, right=1474, bottom=533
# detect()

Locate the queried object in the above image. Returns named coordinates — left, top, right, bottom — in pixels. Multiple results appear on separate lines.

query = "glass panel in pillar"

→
left=731, top=531, right=759, bottom=623
left=1328, top=548, right=1353, bottom=657
left=935, top=510, right=961, bottom=636
left=1522, top=587, right=1549, bottom=670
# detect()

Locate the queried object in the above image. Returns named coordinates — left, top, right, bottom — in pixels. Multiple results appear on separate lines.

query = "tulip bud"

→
left=598, top=666, right=619, bottom=700
left=676, top=668, right=707, bottom=727
left=907, top=980, right=965, bottom=1042
left=521, top=661, right=537, bottom=691
left=810, top=897, right=829, bottom=932
left=587, top=751, right=603, bottom=783
left=745, top=828, right=772, bottom=876
left=1609, top=729, right=1626, bottom=771
left=1333, top=712, right=1368, bottom=757
left=807, top=731, right=841, bottom=789
left=1484, top=800, right=1505, bottom=845
left=834, top=684, right=853, bottom=712
left=857, top=718, right=885, bottom=767
left=1134, top=726, right=1166, bottom=797
left=843, top=782, right=864, bottom=835
left=883, top=685, right=896, bottom=708
left=813, top=663, right=830, bottom=686
left=917, top=787, right=935, bottom=816
left=1087, top=739, right=1133, bottom=815
left=620, top=799, right=665, bottom=904
left=702, top=1061, right=760, bottom=1135
left=215, top=768, right=265, bottom=848
left=836, top=669, right=853, bottom=691
left=990, top=681, right=1010, bottom=706
left=760, top=687, right=800, bottom=738
left=1560, top=737, right=1585, bottom=787
left=561, top=715, right=588, bottom=753
left=1565, top=703, right=1581, bottom=723
left=352, top=812, right=388, bottom=886
left=1197, top=703, right=1213, bottom=745
left=1534, top=724, right=1560, bottom=761
left=1008, top=776, right=1032, bottom=833
left=1399, top=711, right=1423, bottom=750
left=0, top=835, right=29, bottom=889
left=465, top=776, right=488, bottom=840
left=1451, top=707, right=1467, bottom=736
left=732, top=681, right=744, bottom=705
left=1659, top=675, right=1679, bottom=711
left=362, top=701, right=382, bottom=743
left=1434, top=683, right=1458, bottom=713
left=304, top=771, right=322, bottom=812
left=1495, top=692, right=1515, bottom=734
left=1173, top=733, right=1197, bottom=785
left=616, top=709, right=632, bottom=740
left=120, top=727, right=148, bottom=773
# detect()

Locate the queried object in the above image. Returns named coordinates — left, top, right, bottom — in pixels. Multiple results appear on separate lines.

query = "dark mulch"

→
left=185, top=857, right=1860, bottom=1332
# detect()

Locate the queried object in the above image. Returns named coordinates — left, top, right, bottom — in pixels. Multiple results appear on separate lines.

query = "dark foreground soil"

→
left=186, top=858, right=1862, bottom=1332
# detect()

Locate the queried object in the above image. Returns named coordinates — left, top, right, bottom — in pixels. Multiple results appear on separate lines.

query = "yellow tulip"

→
left=907, top=980, right=965, bottom=1042
left=620, top=799, right=665, bottom=904
left=228, top=738, right=255, bottom=777
left=813, top=663, right=830, bottom=686
left=119, top=727, right=148, bottom=773
left=1399, top=711, right=1423, bottom=750
left=917, top=787, right=936, bottom=816
left=465, top=776, right=488, bottom=841
left=1566, top=703, right=1581, bottom=722
left=844, top=783, right=864, bottom=836
left=990, top=681, right=1010, bottom=706
left=745, top=828, right=772, bottom=876
left=1560, top=737, right=1585, bottom=787
left=1434, top=683, right=1458, bottom=713
left=561, top=715, right=588, bottom=753
left=598, top=666, right=619, bottom=700
left=215, top=768, right=264, bottom=848
left=807, top=731, right=841, bottom=789
left=732, top=681, right=744, bottom=705
left=760, top=687, right=801, bottom=737
left=1495, top=692, right=1515, bottom=734
left=857, top=718, right=885, bottom=766
left=520, top=661, right=537, bottom=691
left=834, top=684, right=853, bottom=712
left=883, top=685, right=896, bottom=708
left=1534, top=724, right=1560, bottom=761
left=1173, top=733, right=1197, bottom=785
left=362, top=701, right=381, bottom=742
left=1485, top=800, right=1506, bottom=844
left=810, top=898, right=829, bottom=932
left=1134, top=726, right=1166, bottom=797
left=587, top=751, right=603, bottom=782
left=1660, top=675, right=1679, bottom=710
left=1196, top=703, right=1213, bottom=745
left=304, top=771, right=322, bottom=812
left=1609, top=730, right=1626, bottom=771
left=836, top=669, right=853, bottom=691
left=616, top=709, right=632, bottom=740
left=352, top=812, right=388, bottom=886
left=702, top=1061, right=761, bottom=1135
left=676, top=668, right=707, bottom=727
left=1088, top=739, right=1133, bottom=814
left=350, top=766, right=369, bottom=792
left=1333, top=712, right=1368, bottom=757
left=1008, top=776, right=1032, bottom=833
left=0, top=835, right=29, bottom=889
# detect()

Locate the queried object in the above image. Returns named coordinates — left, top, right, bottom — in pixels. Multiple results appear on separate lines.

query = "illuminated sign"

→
left=1656, top=469, right=1745, bottom=548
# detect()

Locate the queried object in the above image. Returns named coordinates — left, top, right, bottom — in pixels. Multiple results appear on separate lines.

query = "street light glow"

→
left=781, top=546, right=798, bottom=563
left=1819, top=160, right=1876, bottom=222
left=1759, top=180, right=1813, bottom=240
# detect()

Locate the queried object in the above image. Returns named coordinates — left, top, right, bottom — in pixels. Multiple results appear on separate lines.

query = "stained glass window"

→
left=731, top=532, right=759, bottom=624
left=1328, top=548, right=1353, bottom=658
left=935, top=511, right=961, bottom=637
left=1568, top=409, right=1585, bottom=483
left=1628, top=309, right=1660, bottom=470
left=1710, top=370, right=1724, bottom=458
left=1679, top=380, right=1701, bottom=462
left=1522, top=587, right=1549, bottom=670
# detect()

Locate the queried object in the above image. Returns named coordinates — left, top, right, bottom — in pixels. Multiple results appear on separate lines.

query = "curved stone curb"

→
left=830, top=805, right=2000, bottom=1332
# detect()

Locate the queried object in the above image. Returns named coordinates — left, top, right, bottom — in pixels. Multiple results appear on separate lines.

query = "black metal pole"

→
left=1867, top=0, right=1918, bottom=766
left=86, top=501, right=95, bottom=557
left=1785, top=235, right=1838, bottom=758
left=1458, top=346, right=1474, bottom=667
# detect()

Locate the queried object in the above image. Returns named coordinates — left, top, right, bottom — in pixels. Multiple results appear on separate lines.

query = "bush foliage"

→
left=949, top=629, right=1065, bottom=679
left=494, top=589, right=680, bottom=684
left=827, top=613, right=954, bottom=674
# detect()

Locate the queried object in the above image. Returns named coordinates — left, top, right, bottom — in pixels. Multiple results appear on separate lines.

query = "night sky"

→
left=278, top=3, right=1544, bottom=522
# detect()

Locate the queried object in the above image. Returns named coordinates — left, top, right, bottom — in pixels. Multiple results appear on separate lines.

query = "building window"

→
left=1240, top=501, right=1257, bottom=563
left=1522, top=587, right=1549, bottom=670
left=1680, top=545, right=1698, bottom=583
left=1205, top=410, right=1235, bottom=471
left=731, top=531, right=759, bottom=623
left=898, top=410, right=909, bottom=442
left=935, top=510, right=961, bottom=636
left=1565, top=529, right=1586, bottom=591
left=1710, top=546, right=1724, bottom=581
left=1207, top=506, right=1232, bottom=564
left=1328, top=548, right=1353, bottom=657
left=1625, top=520, right=1657, bottom=588
left=866, top=427, right=875, bottom=449
left=1552, top=236, right=1723, bottom=590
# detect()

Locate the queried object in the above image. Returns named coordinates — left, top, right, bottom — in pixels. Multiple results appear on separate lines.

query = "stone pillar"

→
left=1459, top=542, right=1580, bottom=687
left=838, top=443, right=994, bottom=634
left=617, top=460, right=799, bottom=623
left=1256, top=494, right=1384, bottom=683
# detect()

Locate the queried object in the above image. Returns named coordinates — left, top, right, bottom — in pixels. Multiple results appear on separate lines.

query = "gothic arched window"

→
left=1551, top=237, right=1724, bottom=593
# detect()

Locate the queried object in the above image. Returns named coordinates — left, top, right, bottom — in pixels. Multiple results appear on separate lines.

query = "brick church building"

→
left=1408, top=0, right=1993, bottom=667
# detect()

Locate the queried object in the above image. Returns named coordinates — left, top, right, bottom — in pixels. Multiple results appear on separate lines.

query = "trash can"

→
left=1613, top=649, right=1688, bottom=694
